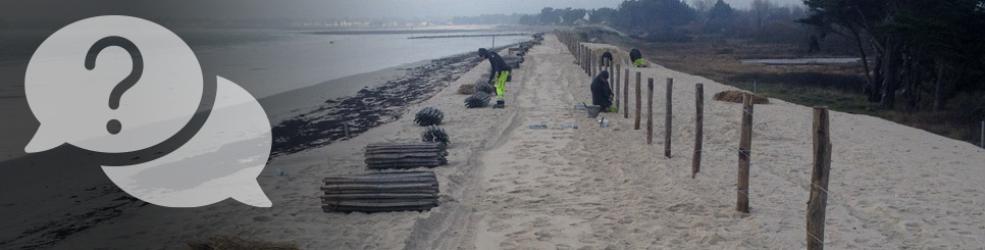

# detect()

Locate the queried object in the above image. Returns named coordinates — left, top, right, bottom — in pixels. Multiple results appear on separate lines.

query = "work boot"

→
left=493, top=100, right=505, bottom=109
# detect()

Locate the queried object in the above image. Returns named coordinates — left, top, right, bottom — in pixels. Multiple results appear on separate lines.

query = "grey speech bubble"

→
left=25, top=15, right=203, bottom=154
left=101, top=76, right=272, bottom=207
left=25, top=16, right=273, bottom=208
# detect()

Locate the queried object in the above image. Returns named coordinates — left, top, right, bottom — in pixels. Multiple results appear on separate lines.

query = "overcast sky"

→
left=2, top=0, right=805, bottom=22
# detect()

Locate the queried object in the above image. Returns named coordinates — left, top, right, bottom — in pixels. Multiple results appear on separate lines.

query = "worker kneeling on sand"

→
left=478, top=48, right=512, bottom=109
left=630, top=48, right=649, bottom=68
left=591, top=71, right=615, bottom=112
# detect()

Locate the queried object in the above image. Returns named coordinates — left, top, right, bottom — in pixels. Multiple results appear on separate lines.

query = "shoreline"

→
left=267, top=43, right=525, bottom=157
left=269, top=52, right=482, bottom=156
left=0, top=43, right=513, bottom=248
left=32, top=38, right=514, bottom=249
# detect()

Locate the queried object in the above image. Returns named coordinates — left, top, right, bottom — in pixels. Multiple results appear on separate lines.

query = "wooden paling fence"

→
left=555, top=31, right=836, bottom=250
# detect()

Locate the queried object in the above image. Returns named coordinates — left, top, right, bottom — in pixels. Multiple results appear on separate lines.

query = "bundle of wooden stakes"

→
left=364, top=143, right=448, bottom=170
left=321, top=171, right=440, bottom=213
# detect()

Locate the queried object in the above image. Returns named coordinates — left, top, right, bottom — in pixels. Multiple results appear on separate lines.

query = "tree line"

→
left=519, top=0, right=808, bottom=43
left=520, top=0, right=985, bottom=119
left=801, top=0, right=985, bottom=115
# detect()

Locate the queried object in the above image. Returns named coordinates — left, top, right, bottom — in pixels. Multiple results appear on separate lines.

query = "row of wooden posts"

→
left=557, top=32, right=833, bottom=250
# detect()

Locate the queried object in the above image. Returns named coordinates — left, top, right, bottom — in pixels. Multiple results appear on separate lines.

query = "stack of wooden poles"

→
left=321, top=171, right=439, bottom=213
left=322, top=142, right=448, bottom=213
left=364, top=143, right=448, bottom=170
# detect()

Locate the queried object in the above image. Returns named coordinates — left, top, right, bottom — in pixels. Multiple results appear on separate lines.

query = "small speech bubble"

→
left=101, top=76, right=272, bottom=207
left=24, top=15, right=203, bottom=153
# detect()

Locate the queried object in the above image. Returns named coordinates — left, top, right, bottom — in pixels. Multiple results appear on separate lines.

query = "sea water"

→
left=0, top=27, right=532, bottom=100
left=188, top=28, right=531, bottom=99
left=0, top=27, right=531, bottom=158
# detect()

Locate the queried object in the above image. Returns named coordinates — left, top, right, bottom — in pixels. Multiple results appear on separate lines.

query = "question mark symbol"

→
left=85, top=36, right=143, bottom=135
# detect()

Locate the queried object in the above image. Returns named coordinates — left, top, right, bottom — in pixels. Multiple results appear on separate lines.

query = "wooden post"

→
left=609, top=61, right=614, bottom=91
left=583, top=45, right=587, bottom=74
left=665, top=78, right=673, bottom=158
left=807, top=107, right=831, bottom=250
left=647, top=78, right=654, bottom=145
left=624, top=69, right=630, bottom=119
left=615, top=64, right=621, bottom=109
left=605, top=59, right=610, bottom=88
left=582, top=46, right=587, bottom=73
left=579, top=45, right=584, bottom=71
left=587, top=48, right=593, bottom=76
left=980, top=120, right=984, bottom=148
left=588, top=50, right=599, bottom=77
left=585, top=47, right=591, bottom=75
left=591, top=50, right=596, bottom=77
left=581, top=46, right=586, bottom=73
left=575, top=44, right=579, bottom=63
left=343, top=123, right=351, bottom=139
left=634, top=72, right=642, bottom=130
left=692, top=84, right=704, bottom=178
left=577, top=45, right=581, bottom=65
left=571, top=41, right=574, bottom=53
left=737, top=93, right=753, bottom=213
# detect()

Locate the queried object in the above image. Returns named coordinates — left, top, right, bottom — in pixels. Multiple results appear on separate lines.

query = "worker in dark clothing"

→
left=600, top=51, right=613, bottom=72
left=478, top=48, right=512, bottom=109
left=630, top=48, right=648, bottom=67
left=600, top=51, right=613, bottom=66
left=591, top=71, right=614, bottom=112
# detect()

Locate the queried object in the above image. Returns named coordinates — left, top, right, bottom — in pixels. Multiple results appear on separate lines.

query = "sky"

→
left=0, top=0, right=805, bottom=22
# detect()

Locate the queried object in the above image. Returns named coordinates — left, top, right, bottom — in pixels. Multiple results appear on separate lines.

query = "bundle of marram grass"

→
left=414, top=107, right=444, bottom=126
left=465, top=91, right=491, bottom=108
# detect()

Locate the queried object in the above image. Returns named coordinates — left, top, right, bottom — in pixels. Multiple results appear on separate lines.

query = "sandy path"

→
left=471, top=36, right=595, bottom=250
left=460, top=34, right=985, bottom=249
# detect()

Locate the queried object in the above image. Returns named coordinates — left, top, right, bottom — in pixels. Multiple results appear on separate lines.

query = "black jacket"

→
left=485, top=51, right=512, bottom=82
left=591, top=71, right=613, bottom=109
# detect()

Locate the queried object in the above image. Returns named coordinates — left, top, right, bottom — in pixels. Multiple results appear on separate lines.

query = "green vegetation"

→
left=801, top=0, right=985, bottom=114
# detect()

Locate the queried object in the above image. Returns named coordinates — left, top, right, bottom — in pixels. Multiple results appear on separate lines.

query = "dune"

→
left=461, top=34, right=985, bottom=249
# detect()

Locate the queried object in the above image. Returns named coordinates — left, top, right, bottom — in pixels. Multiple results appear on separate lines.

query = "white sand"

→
left=26, top=34, right=985, bottom=249
left=459, top=35, right=985, bottom=249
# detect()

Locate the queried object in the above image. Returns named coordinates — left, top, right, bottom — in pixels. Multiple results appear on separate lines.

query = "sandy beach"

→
left=3, top=33, right=985, bottom=249
left=0, top=47, right=484, bottom=248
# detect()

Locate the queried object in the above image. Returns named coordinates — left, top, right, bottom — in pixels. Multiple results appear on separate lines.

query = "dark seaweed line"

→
left=270, top=53, right=482, bottom=157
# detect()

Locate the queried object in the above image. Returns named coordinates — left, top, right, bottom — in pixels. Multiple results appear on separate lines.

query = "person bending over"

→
left=478, top=48, right=512, bottom=109
left=591, top=71, right=614, bottom=112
